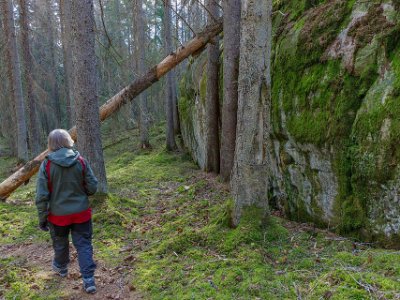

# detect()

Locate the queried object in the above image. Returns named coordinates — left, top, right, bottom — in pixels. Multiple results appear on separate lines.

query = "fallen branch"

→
left=0, top=18, right=223, bottom=200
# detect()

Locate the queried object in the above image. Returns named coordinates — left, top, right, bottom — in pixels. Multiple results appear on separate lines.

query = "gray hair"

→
left=47, top=129, right=74, bottom=152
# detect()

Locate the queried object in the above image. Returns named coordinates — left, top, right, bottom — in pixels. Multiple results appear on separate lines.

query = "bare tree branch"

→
left=163, top=0, right=196, bottom=36
left=98, top=0, right=123, bottom=63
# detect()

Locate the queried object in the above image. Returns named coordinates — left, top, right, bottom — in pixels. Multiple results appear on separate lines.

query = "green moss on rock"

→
left=178, top=0, right=400, bottom=245
left=269, top=0, right=400, bottom=243
left=299, top=0, right=350, bottom=56
left=348, top=4, right=396, bottom=55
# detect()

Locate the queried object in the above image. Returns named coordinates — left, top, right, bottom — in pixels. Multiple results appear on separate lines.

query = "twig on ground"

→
left=338, top=262, right=377, bottom=298
left=293, top=282, right=302, bottom=300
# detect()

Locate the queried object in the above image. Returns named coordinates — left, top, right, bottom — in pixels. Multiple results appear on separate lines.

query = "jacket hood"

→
left=47, top=148, right=80, bottom=167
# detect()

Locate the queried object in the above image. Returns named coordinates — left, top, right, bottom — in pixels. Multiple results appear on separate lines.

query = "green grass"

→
left=1, top=126, right=400, bottom=299
left=0, top=256, right=62, bottom=300
left=0, top=156, right=18, bottom=180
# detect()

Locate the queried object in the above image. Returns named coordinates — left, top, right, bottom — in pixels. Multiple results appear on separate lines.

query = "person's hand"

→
left=39, top=220, right=49, bottom=231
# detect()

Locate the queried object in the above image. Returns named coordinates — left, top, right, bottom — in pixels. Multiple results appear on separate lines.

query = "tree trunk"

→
left=172, top=70, right=180, bottom=135
left=173, top=0, right=181, bottom=136
left=0, top=18, right=16, bottom=154
left=2, top=3, right=18, bottom=152
left=44, top=0, right=61, bottom=128
left=133, top=0, right=150, bottom=149
left=19, top=0, right=41, bottom=156
left=70, top=0, right=108, bottom=193
left=1, top=0, right=29, bottom=162
left=59, top=0, right=74, bottom=128
left=231, top=0, right=273, bottom=226
left=164, top=0, right=177, bottom=151
left=220, top=0, right=241, bottom=182
left=112, top=0, right=124, bottom=51
left=204, top=0, right=220, bottom=173
left=0, top=18, right=223, bottom=200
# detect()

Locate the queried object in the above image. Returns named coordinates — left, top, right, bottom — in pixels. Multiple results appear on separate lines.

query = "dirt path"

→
left=1, top=242, right=141, bottom=299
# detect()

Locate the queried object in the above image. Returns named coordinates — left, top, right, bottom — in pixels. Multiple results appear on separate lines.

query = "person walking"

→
left=35, top=129, right=98, bottom=293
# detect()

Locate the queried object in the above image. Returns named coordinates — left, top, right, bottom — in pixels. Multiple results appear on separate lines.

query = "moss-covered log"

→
left=0, top=19, right=223, bottom=200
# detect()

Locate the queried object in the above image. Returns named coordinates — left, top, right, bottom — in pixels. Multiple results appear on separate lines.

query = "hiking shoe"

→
left=52, top=263, right=68, bottom=278
left=83, top=277, right=96, bottom=294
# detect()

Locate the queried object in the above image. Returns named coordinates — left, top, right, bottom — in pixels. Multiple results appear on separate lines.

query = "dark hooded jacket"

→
left=35, top=148, right=98, bottom=223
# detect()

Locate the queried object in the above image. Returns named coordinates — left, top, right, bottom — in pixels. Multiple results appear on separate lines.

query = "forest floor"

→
left=0, top=127, right=400, bottom=300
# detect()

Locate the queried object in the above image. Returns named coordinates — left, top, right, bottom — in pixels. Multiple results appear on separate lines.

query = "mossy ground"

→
left=1, top=126, right=400, bottom=299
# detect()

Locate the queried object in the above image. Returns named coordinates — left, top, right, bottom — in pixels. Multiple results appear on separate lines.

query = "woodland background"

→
left=1, top=0, right=400, bottom=298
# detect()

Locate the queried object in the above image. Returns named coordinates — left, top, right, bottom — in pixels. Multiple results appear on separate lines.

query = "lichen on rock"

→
left=179, top=0, right=400, bottom=246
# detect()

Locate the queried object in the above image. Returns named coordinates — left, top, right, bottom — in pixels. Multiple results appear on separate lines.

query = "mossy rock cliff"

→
left=179, top=0, right=400, bottom=247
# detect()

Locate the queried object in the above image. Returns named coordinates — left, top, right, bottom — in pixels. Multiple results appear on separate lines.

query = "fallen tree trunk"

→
left=0, top=19, right=223, bottom=200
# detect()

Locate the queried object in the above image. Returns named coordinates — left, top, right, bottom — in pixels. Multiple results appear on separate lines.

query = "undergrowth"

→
left=2, top=125, right=399, bottom=299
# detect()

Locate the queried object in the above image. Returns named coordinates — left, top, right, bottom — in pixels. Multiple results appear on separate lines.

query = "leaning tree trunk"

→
left=70, top=0, right=108, bottom=193
left=231, top=0, right=273, bottom=226
left=1, top=0, right=29, bottom=162
left=204, top=0, right=220, bottom=173
left=19, top=0, right=41, bottom=156
left=164, top=0, right=177, bottom=151
left=133, top=0, right=151, bottom=149
left=0, top=18, right=223, bottom=200
left=220, top=0, right=241, bottom=182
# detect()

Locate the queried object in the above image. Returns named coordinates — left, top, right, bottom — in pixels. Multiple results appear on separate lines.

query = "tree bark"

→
left=112, top=0, right=124, bottom=51
left=172, top=0, right=181, bottom=135
left=59, top=0, right=74, bottom=128
left=231, top=0, right=273, bottom=226
left=0, top=19, right=16, bottom=154
left=133, top=0, right=150, bottom=149
left=2, top=0, right=18, bottom=151
left=0, top=18, right=223, bottom=200
left=1, top=0, right=29, bottom=162
left=19, top=0, right=41, bottom=156
left=164, top=0, right=177, bottom=151
left=44, top=0, right=61, bottom=128
left=70, top=0, right=108, bottom=193
left=220, top=0, right=241, bottom=182
left=204, top=0, right=220, bottom=173
left=172, top=69, right=180, bottom=135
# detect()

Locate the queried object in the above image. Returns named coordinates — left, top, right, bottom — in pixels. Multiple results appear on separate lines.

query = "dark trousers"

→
left=49, top=220, right=96, bottom=279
